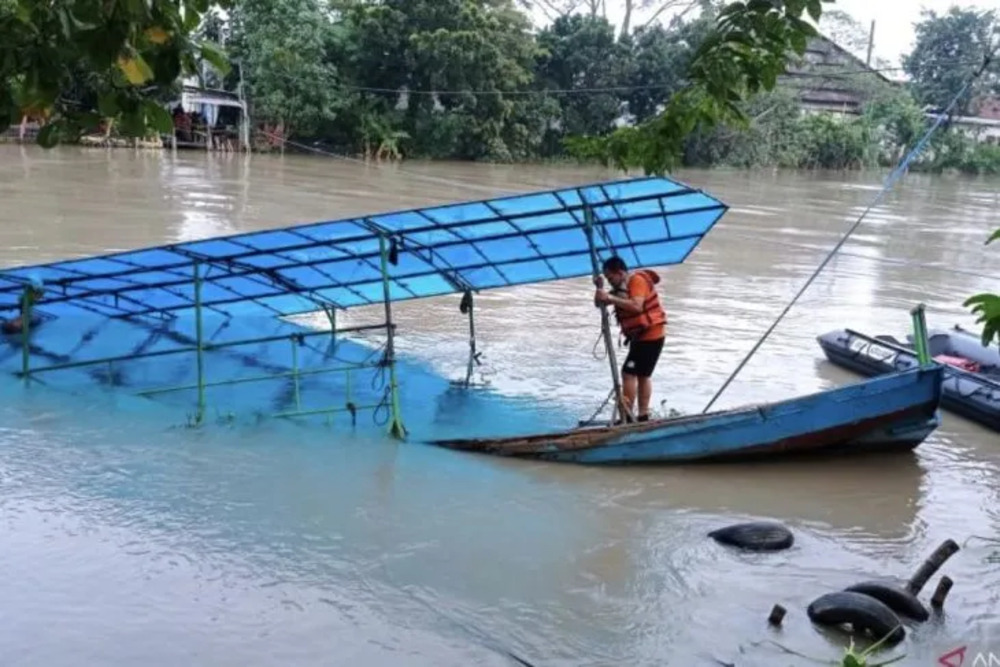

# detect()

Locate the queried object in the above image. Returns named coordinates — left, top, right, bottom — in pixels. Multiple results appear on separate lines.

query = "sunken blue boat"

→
left=427, top=365, right=944, bottom=464
left=429, top=306, right=945, bottom=464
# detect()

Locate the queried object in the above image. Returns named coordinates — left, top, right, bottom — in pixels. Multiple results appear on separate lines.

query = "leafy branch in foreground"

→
left=963, top=227, right=1000, bottom=346
left=564, top=0, right=835, bottom=175
left=1, top=0, right=231, bottom=146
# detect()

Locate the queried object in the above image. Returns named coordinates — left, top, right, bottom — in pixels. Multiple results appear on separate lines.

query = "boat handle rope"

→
left=701, top=48, right=997, bottom=415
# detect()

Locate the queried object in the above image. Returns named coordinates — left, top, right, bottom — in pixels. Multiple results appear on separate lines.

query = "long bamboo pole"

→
left=463, top=290, right=477, bottom=387
left=581, top=200, right=630, bottom=424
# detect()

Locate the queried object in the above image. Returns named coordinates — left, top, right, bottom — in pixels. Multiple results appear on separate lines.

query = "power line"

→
left=247, top=56, right=990, bottom=99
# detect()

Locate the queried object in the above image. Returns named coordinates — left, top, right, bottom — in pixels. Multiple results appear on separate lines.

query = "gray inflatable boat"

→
left=817, top=324, right=1000, bottom=432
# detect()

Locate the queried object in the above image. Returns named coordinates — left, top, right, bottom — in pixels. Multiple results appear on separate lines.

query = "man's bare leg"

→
left=637, top=376, right=653, bottom=419
left=621, top=372, right=637, bottom=421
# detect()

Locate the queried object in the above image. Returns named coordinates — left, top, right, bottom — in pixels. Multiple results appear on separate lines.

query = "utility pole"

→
left=866, top=20, right=875, bottom=67
left=237, top=60, right=250, bottom=153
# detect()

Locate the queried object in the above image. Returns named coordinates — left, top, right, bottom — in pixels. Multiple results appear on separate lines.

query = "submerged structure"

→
left=0, top=176, right=729, bottom=438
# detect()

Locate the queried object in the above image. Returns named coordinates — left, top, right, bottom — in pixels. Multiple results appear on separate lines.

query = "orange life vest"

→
left=611, top=269, right=666, bottom=341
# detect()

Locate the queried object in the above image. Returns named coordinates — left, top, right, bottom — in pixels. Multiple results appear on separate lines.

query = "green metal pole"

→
left=910, top=303, right=931, bottom=367
left=291, top=336, right=301, bottom=411
left=581, top=200, right=629, bottom=424
left=378, top=233, right=406, bottom=440
left=323, top=304, right=337, bottom=342
left=20, top=286, right=32, bottom=383
left=193, top=262, right=206, bottom=425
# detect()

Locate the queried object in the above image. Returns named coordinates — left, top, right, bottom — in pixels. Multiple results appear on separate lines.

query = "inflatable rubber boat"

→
left=817, top=324, right=1000, bottom=432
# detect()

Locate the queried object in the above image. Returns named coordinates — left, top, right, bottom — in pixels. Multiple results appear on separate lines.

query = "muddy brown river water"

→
left=1, top=144, right=998, bottom=666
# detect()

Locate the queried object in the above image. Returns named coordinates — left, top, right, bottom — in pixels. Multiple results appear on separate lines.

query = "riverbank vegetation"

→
left=211, top=0, right=999, bottom=175
left=4, top=1, right=1000, bottom=175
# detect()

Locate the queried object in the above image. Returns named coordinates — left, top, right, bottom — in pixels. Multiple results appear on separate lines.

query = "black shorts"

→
left=622, top=337, right=664, bottom=378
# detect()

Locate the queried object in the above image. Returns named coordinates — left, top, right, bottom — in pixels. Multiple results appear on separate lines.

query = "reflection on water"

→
left=1, top=145, right=1000, bottom=666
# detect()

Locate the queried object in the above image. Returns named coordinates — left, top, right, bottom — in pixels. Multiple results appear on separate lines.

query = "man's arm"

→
left=602, top=292, right=644, bottom=314
left=596, top=275, right=647, bottom=314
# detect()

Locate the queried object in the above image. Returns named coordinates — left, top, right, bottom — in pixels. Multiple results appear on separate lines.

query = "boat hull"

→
left=428, top=367, right=944, bottom=464
left=817, top=326, right=1000, bottom=432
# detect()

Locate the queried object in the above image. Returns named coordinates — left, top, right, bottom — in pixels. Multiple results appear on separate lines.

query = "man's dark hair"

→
left=602, top=256, right=627, bottom=273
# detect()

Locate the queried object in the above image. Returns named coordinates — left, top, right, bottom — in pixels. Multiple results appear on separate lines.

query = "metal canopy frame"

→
left=1, top=176, right=729, bottom=436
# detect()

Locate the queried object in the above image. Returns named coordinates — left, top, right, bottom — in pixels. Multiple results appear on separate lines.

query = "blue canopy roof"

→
left=0, top=176, right=728, bottom=321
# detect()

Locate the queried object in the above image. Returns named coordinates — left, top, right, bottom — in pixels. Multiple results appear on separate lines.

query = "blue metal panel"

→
left=0, top=176, right=728, bottom=324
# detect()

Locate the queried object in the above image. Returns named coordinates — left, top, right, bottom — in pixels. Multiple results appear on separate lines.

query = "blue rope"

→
left=701, top=51, right=996, bottom=414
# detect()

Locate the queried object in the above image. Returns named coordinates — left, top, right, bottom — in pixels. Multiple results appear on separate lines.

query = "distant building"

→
left=972, top=95, right=1000, bottom=121
left=922, top=93, right=1000, bottom=145
left=165, top=79, right=250, bottom=152
left=925, top=111, right=1000, bottom=145
left=778, top=33, right=897, bottom=116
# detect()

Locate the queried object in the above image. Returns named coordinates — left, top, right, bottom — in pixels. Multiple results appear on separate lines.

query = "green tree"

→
left=194, top=8, right=228, bottom=89
left=901, top=6, right=999, bottom=115
left=859, top=88, right=928, bottom=166
left=535, top=14, right=628, bottom=138
left=1, top=0, right=230, bottom=145
left=681, top=87, right=804, bottom=168
left=565, top=0, right=840, bottom=175
left=226, top=0, right=342, bottom=141
left=620, top=5, right=716, bottom=124
left=342, top=0, right=541, bottom=161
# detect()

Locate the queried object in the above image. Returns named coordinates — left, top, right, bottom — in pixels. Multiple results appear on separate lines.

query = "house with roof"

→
left=777, top=33, right=898, bottom=116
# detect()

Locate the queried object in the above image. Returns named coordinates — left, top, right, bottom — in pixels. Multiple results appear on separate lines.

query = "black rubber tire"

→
left=807, top=591, right=905, bottom=645
left=844, top=580, right=930, bottom=622
left=707, top=522, right=794, bottom=551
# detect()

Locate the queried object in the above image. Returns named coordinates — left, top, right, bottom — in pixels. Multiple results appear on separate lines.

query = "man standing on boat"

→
left=593, top=256, right=666, bottom=423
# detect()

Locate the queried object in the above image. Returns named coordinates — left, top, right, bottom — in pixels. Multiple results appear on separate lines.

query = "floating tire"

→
left=844, top=580, right=930, bottom=622
left=707, top=522, right=794, bottom=552
left=807, top=591, right=905, bottom=645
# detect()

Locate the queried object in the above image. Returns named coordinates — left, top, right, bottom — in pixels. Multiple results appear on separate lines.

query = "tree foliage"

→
left=340, top=0, right=542, bottom=160
left=902, top=6, right=1000, bottom=115
left=564, top=0, right=838, bottom=174
left=965, top=231, right=1000, bottom=347
left=1, top=0, right=230, bottom=146
left=535, top=14, right=629, bottom=138
left=620, top=7, right=715, bottom=124
left=227, top=0, right=341, bottom=139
